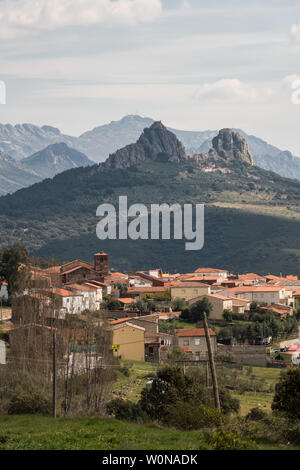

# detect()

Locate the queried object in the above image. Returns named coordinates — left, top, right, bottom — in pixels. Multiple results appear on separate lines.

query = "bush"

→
left=246, top=407, right=268, bottom=422
left=119, top=365, right=131, bottom=377
left=272, top=366, right=300, bottom=419
left=106, top=398, right=148, bottom=423
left=219, top=388, right=240, bottom=415
left=8, top=392, right=51, bottom=416
left=280, top=419, right=300, bottom=445
left=205, top=428, right=257, bottom=450
left=163, top=402, right=222, bottom=430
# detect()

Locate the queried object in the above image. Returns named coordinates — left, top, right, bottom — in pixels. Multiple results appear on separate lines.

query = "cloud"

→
left=194, top=79, right=272, bottom=103
left=0, top=0, right=162, bottom=37
left=282, top=74, right=300, bottom=88
left=290, top=22, right=300, bottom=43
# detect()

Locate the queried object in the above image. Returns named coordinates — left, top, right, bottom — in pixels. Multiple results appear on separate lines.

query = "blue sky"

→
left=0, top=0, right=300, bottom=154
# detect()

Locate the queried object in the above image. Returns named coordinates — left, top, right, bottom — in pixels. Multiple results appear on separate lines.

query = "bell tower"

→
left=94, top=252, right=109, bottom=276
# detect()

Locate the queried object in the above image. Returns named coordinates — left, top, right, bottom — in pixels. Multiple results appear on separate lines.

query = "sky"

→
left=0, top=0, right=300, bottom=154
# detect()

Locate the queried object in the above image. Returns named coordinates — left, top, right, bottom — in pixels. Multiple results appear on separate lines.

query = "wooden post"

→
left=206, top=361, right=209, bottom=387
left=52, top=328, right=57, bottom=418
left=203, top=311, right=221, bottom=411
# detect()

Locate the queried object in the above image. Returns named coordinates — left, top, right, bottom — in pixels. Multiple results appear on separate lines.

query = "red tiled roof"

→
left=238, top=273, right=266, bottom=280
left=194, top=268, right=228, bottom=273
left=62, top=266, right=95, bottom=275
left=118, top=298, right=137, bottom=304
left=67, top=283, right=97, bottom=292
left=50, top=288, right=82, bottom=297
left=109, top=317, right=133, bottom=325
left=171, top=282, right=211, bottom=288
left=228, top=286, right=285, bottom=293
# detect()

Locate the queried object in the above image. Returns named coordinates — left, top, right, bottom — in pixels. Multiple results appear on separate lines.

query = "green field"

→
left=0, top=415, right=211, bottom=450
left=0, top=362, right=295, bottom=450
left=112, top=360, right=157, bottom=402
left=112, top=361, right=282, bottom=416
left=0, top=414, right=299, bottom=450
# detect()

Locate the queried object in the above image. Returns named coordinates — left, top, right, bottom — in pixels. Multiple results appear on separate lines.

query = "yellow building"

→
left=171, top=283, right=211, bottom=302
left=110, top=322, right=145, bottom=362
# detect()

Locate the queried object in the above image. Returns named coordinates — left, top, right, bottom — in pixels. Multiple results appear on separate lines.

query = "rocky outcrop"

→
left=103, top=121, right=186, bottom=169
left=190, top=128, right=254, bottom=167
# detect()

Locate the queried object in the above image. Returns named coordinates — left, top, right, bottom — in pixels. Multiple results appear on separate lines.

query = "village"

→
left=1, top=250, right=300, bottom=369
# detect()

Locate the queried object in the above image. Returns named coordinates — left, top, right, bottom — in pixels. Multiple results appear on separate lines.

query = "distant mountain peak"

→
left=103, top=121, right=186, bottom=169
left=22, top=142, right=93, bottom=179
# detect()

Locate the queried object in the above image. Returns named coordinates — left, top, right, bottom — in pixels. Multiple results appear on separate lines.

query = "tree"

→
left=189, top=297, right=213, bottom=323
left=103, top=296, right=121, bottom=311
left=223, top=309, right=233, bottom=322
left=172, top=298, right=187, bottom=312
left=0, top=243, right=30, bottom=298
left=115, top=282, right=128, bottom=297
left=272, top=366, right=300, bottom=419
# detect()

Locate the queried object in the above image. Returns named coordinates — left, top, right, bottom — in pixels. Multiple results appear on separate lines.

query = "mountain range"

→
left=1, top=115, right=300, bottom=184
left=1, top=122, right=300, bottom=275
left=0, top=143, right=93, bottom=195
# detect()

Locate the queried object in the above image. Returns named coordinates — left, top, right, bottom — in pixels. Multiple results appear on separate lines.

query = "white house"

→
left=0, top=282, right=8, bottom=300
left=221, top=286, right=294, bottom=307
left=50, top=288, right=85, bottom=317
left=65, top=283, right=101, bottom=311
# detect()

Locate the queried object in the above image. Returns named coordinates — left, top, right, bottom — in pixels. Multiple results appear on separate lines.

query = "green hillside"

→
left=2, top=121, right=300, bottom=275
left=1, top=157, right=300, bottom=274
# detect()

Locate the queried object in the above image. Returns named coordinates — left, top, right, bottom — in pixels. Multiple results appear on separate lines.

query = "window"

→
left=195, top=339, right=200, bottom=346
left=194, top=289, right=198, bottom=294
left=183, top=339, right=189, bottom=346
left=181, top=289, right=185, bottom=294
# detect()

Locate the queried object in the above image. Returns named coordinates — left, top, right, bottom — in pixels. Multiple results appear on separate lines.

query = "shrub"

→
left=272, top=366, right=300, bottom=419
left=106, top=398, right=148, bottom=423
left=8, top=392, right=51, bottom=416
left=163, top=402, right=222, bottom=430
left=280, top=419, right=300, bottom=445
left=205, top=428, right=257, bottom=450
left=246, top=407, right=268, bottom=422
left=219, top=388, right=240, bottom=415
left=119, top=365, right=131, bottom=377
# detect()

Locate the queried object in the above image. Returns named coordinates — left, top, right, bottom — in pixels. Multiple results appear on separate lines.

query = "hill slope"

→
left=0, top=149, right=41, bottom=196
left=1, top=123, right=300, bottom=274
left=22, top=143, right=93, bottom=179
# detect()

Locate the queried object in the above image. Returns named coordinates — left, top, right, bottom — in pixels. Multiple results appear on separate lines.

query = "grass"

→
left=0, top=415, right=210, bottom=450
left=0, top=414, right=298, bottom=450
left=230, top=366, right=281, bottom=416
left=112, top=360, right=157, bottom=402
left=112, top=361, right=283, bottom=418
left=0, top=363, right=297, bottom=451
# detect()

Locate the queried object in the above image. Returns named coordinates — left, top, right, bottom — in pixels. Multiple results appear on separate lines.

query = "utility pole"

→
left=203, top=311, right=221, bottom=411
left=206, top=361, right=209, bottom=387
left=52, top=327, right=57, bottom=418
